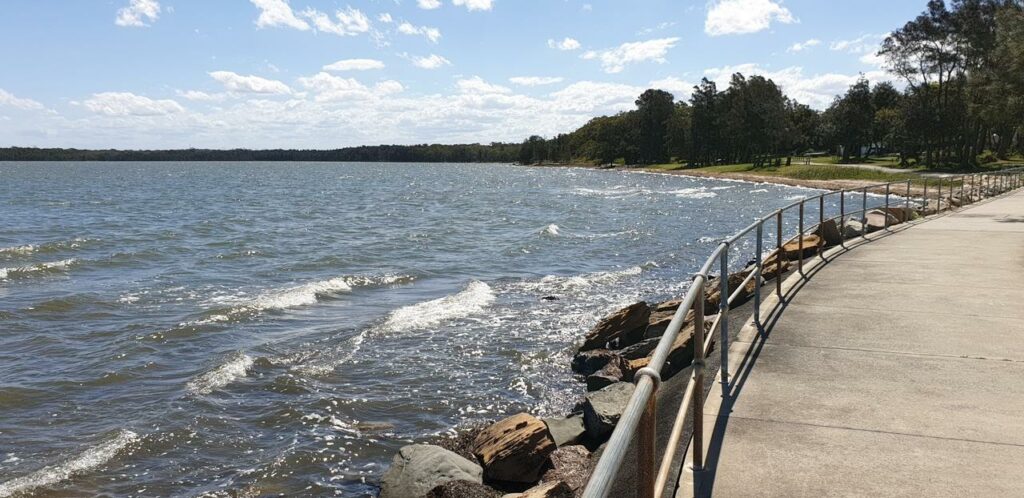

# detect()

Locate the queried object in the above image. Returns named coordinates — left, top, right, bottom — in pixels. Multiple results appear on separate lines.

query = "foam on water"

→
left=0, top=244, right=36, bottom=256
left=665, top=188, right=717, bottom=199
left=382, top=280, right=495, bottom=333
left=0, top=430, right=138, bottom=498
left=186, top=354, right=255, bottom=394
left=512, top=262, right=655, bottom=296
left=0, top=259, right=77, bottom=281
left=540, top=224, right=560, bottom=236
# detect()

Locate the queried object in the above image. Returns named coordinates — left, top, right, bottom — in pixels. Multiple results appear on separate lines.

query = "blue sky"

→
left=0, top=0, right=925, bottom=149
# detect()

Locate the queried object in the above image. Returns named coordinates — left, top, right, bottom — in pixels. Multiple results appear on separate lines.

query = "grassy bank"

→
left=646, top=163, right=917, bottom=183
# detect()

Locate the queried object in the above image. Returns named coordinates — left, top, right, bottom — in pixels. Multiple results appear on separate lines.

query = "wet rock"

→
left=541, top=445, right=591, bottom=494
left=503, top=481, right=574, bottom=498
left=583, top=382, right=635, bottom=440
left=380, top=444, right=483, bottom=498
left=542, top=415, right=586, bottom=448
left=579, top=302, right=650, bottom=351
left=427, top=480, right=502, bottom=498
left=472, top=413, right=556, bottom=484
left=814, top=219, right=843, bottom=247
left=570, top=350, right=618, bottom=376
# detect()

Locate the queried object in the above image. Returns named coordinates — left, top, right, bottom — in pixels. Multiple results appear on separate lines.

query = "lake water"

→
left=0, top=162, right=837, bottom=497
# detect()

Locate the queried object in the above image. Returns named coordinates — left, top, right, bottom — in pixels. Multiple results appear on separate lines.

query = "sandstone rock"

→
left=541, top=415, right=585, bottom=448
left=865, top=210, right=899, bottom=231
left=842, top=219, right=865, bottom=239
left=625, top=317, right=711, bottom=382
left=426, top=480, right=502, bottom=498
left=652, top=299, right=682, bottom=313
left=583, top=382, right=635, bottom=440
left=706, top=271, right=756, bottom=311
left=380, top=444, right=483, bottom=498
left=579, top=302, right=650, bottom=351
left=617, top=336, right=662, bottom=361
left=570, top=349, right=618, bottom=376
left=814, top=219, right=843, bottom=247
left=781, top=234, right=823, bottom=259
left=502, top=481, right=573, bottom=498
left=644, top=309, right=676, bottom=339
left=541, top=445, right=591, bottom=494
left=472, top=413, right=556, bottom=484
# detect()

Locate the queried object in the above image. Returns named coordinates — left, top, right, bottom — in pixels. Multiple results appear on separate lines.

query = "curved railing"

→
left=582, top=168, right=1024, bottom=498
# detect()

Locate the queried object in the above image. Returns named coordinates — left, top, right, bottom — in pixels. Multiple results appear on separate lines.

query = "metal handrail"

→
left=581, top=168, right=1024, bottom=498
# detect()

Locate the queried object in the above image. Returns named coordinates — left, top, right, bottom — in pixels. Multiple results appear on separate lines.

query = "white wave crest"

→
left=0, top=430, right=138, bottom=498
left=541, top=224, right=561, bottom=236
left=0, top=244, right=35, bottom=256
left=514, top=263, right=655, bottom=295
left=186, top=354, right=255, bottom=394
left=665, top=188, right=717, bottom=199
left=0, top=259, right=77, bottom=281
left=382, top=281, right=495, bottom=333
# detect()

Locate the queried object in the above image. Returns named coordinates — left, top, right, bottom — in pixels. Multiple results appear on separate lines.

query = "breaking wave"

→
left=540, top=224, right=561, bottom=236
left=382, top=280, right=495, bottom=333
left=0, top=259, right=78, bottom=281
left=186, top=354, right=255, bottom=395
left=0, top=430, right=138, bottom=498
left=573, top=185, right=716, bottom=199
left=0, top=238, right=91, bottom=257
left=511, top=262, right=656, bottom=296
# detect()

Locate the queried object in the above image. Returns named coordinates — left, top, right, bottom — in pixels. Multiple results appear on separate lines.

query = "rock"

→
left=617, top=336, right=662, bottom=361
left=752, top=253, right=791, bottom=282
left=583, top=382, right=635, bottom=440
left=380, top=444, right=483, bottom=498
left=781, top=234, right=823, bottom=259
left=865, top=210, right=899, bottom=231
left=586, top=358, right=626, bottom=392
left=624, top=317, right=711, bottom=382
left=579, top=302, right=650, bottom=351
left=882, top=206, right=914, bottom=222
left=504, top=481, right=574, bottom=498
left=541, top=296, right=559, bottom=301
left=644, top=308, right=677, bottom=339
left=472, top=413, right=556, bottom=484
left=842, top=219, right=865, bottom=239
left=570, top=349, right=618, bottom=376
left=814, top=219, right=843, bottom=247
left=706, top=271, right=755, bottom=311
left=541, top=415, right=586, bottom=448
left=652, top=299, right=682, bottom=313
left=426, top=480, right=502, bottom=498
left=541, top=446, right=591, bottom=494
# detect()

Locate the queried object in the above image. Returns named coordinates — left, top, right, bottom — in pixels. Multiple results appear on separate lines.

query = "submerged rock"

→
left=579, top=302, right=650, bottom=351
left=380, top=444, right=483, bottom=498
left=583, top=382, right=635, bottom=440
left=472, top=413, right=556, bottom=484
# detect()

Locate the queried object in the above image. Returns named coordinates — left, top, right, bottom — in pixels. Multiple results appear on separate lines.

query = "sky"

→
left=0, top=0, right=927, bottom=149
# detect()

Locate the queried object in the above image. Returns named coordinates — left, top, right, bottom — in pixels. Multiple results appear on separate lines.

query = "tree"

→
left=634, top=89, right=676, bottom=164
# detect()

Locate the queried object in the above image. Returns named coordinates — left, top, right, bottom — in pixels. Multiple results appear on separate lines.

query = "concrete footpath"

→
left=678, top=190, right=1024, bottom=497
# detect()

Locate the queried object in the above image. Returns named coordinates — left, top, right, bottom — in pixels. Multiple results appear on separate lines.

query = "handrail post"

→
left=719, top=245, right=730, bottom=393
left=884, top=183, right=890, bottom=230
left=754, top=223, right=763, bottom=335
left=839, top=191, right=845, bottom=235
left=938, top=178, right=943, bottom=212
left=905, top=180, right=911, bottom=213
left=923, top=179, right=928, bottom=212
left=691, top=283, right=706, bottom=475
left=861, top=189, right=868, bottom=238
left=798, top=202, right=804, bottom=276
left=638, top=382, right=657, bottom=498
left=775, top=210, right=783, bottom=298
left=959, top=176, right=965, bottom=206
left=818, top=195, right=824, bottom=258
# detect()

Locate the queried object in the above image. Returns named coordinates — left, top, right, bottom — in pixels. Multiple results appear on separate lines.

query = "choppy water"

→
left=0, top=162, right=857, bottom=497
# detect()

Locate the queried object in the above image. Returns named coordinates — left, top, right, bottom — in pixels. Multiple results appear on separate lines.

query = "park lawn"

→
left=694, top=163, right=918, bottom=182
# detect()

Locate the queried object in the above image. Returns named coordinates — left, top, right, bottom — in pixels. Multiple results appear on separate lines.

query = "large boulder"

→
left=541, top=445, right=592, bottom=494
left=583, top=382, right=635, bottom=440
left=380, top=444, right=483, bottom=498
left=706, top=271, right=756, bottom=311
left=472, top=413, right=556, bottom=484
left=426, top=480, right=502, bottom=498
left=842, top=219, right=865, bottom=239
left=624, top=317, right=711, bottom=382
left=781, top=234, right=823, bottom=260
left=570, top=349, right=618, bottom=376
left=542, top=415, right=586, bottom=448
left=579, top=302, right=650, bottom=351
left=586, top=358, right=626, bottom=392
left=865, top=210, right=899, bottom=231
left=814, top=219, right=843, bottom=247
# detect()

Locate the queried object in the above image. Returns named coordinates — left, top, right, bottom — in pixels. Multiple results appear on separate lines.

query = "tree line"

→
left=520, top=0, right=1024, bottom=169
left=3, top=1, right=1020, bottom=169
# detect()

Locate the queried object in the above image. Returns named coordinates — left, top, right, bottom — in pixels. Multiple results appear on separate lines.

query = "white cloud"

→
left=581, top=37, right=679, bottom=74
left=250, top=0, right=309, bottom=31
left=0, top=88, right=46, bottom=111
left=648, top=77, right=695, bottom=101
left=81, top=92, right=184, bottom=116
left=705, top=0, right=795, bottom=36
left=452, top=0, right=493, bottom=11
left=378, top=13, right=393, bottom=23
left=323, top=59, right=386, bottom=71
left=408, top=54, right=451, bottom=69
left=788, top=38, right=820, bottom=52
left=702, top=63, right=889, bottom=109
left=509, top=76, right=565, bottom=86
left=115, top=0, right=161, bottom=27
left=176, top=90, right=227, bottom=102
left=830, top=33, right=887, bottom=53
left=417, top=0, right=442, bottom=9
left=209, top=71, right=292, bottom=94
left=301, top=7, right=371, bottom=36
left=297, top=72, right=404, bottom=102
left=548, top=37, right=581, bottom=51
left=457, top=76, right=512, bottom=95
left=398, top=22, right=442, bottom=43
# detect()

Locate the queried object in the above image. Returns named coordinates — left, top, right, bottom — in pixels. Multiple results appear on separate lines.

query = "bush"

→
left=978, top=150, right=999, bottom=164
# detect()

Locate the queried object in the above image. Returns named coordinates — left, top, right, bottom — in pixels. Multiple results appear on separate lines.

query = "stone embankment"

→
left=378, top=187, right=985, bottom=497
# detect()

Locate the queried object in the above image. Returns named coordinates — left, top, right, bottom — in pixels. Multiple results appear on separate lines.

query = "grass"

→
left=646, top=162, right=918, bottom=182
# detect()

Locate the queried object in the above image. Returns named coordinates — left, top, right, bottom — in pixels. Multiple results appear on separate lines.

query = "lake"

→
left=0, top=162, right=830, bottom=497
